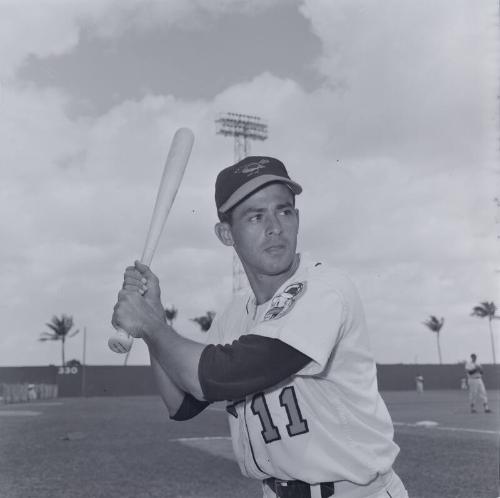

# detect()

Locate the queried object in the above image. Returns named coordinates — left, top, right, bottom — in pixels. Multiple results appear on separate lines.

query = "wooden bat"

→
left=108, top=127, right=195, bottom=353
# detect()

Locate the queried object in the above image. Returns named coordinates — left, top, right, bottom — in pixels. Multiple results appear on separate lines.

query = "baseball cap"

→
left=215, top=156, right=302, bottom=214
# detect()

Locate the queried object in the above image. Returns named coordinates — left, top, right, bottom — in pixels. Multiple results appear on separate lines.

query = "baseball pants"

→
left=262, top=469, right=409, bottom=498
left=468, top=378, right=488, bottom=406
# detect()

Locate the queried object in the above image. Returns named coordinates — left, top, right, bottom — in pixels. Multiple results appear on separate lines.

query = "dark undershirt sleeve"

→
left=170, top=393, right=210, bottom=421
left=198, top=334, right=312, bottom=402
left=467, top=368, right=479, bottom=375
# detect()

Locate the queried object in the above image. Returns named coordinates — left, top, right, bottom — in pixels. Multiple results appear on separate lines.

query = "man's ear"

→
left=214, top=222, right=234, bottom=246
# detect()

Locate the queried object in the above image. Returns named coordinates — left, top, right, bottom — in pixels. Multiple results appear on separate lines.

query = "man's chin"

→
left=264, top=253, right=296, bottom=276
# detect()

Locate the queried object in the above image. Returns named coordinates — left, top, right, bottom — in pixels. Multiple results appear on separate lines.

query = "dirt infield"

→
left=0, top=390, right=498, bottom=498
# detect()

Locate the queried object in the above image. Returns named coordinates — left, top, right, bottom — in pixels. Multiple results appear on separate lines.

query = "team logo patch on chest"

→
left=263, top=282, right=306, bottom=321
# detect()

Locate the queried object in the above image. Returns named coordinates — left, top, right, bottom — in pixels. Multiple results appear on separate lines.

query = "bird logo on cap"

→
left=235, top=158, right=270, bottom=176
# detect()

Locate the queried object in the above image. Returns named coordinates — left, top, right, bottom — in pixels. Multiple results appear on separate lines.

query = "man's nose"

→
left=266, top=214, right=282, bottom=235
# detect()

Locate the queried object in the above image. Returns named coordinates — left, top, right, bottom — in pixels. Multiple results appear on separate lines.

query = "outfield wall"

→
left=1, top=364, right=499, bottom=398
left=377, top=363, right=499, bottom=390
left=0, top=366, right=58, bottom=384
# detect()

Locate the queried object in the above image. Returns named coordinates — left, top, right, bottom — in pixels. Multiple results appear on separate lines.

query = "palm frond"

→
left=471, top=301, right=497, bottom=319
left=45, top=323, right=60, bottom=333
left=480, top=300, right=495, bottom=311
left=40, top=314, right=78, bottom=341
left=423, top=315, right=444, bottom=333
left=38, top=332, right=58, bottom=341
left=164, top=306, right=178, bottom=323
left=191, top=311, right=216, bottom=332
left=471, top=307, right=487, bottom=318
left=68, top=329, right=80, bottom=338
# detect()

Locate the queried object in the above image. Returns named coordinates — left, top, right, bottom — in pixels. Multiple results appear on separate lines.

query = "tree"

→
left=39, top=314, right=79, bottom=366
left=191, top=311, right=216, bottom=332
left=165, top=305, right=178, bottom=326
left=423, top=315, right=444, bottom=364
left=471, top=301, right=498, bottom=364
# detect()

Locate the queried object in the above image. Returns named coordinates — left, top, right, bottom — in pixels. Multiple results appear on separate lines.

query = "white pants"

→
left=468, top=378, right=488, bottom=406
left=262, top=469, right=409, bottom=498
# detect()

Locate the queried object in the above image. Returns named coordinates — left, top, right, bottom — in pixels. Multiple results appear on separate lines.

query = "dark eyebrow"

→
left=239, top=207, right=266, bottom=217
left=277, top=202, right=294, bottom=209
left=239, top=202, right=294, bottom=218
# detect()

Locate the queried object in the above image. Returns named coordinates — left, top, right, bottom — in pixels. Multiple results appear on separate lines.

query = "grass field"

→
left=1, top=390, right=498, bottom=498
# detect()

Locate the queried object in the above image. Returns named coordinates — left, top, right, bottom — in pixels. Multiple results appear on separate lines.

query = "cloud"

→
left=0, top=0, right=497, bottom=366
left=300, top=0, right=499, bottom=167
left=0, top=0, right=289, bottom=79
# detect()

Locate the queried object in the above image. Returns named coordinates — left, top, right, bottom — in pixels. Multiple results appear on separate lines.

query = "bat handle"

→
left=108, top=256, right=151, bottom=354
left=108, top=257, right=153, bottom=354
left=108, top=328, right=134, bottom=354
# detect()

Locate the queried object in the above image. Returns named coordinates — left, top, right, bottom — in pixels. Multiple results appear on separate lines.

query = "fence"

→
left=0, top=364, right=499, bottom=399
left=0, top=383, right=58, bottom=404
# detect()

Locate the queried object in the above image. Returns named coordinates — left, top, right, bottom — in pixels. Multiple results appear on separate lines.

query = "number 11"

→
left=251, top=386, right=309, bottom=444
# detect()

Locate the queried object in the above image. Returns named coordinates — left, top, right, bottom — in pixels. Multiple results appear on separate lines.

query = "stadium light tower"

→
left=215, top=112, right=268, bottom=293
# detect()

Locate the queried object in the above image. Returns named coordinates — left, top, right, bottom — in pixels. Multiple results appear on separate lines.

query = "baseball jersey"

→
left=465, top=360, right=483, bottom=379
left=205, top=254, right=399, bottom=485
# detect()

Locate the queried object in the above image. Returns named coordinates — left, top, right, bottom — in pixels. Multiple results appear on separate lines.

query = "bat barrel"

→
left=141, top=128, right=194, bottom=266
left=108, top=127, right=194, bottom=354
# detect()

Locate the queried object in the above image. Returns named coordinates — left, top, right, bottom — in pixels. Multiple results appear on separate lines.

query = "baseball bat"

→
left=108, top=127, right=195, bottom=354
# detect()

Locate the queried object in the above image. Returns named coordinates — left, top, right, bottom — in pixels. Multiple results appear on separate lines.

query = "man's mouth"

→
left=265, top=244, right=286, bottom=254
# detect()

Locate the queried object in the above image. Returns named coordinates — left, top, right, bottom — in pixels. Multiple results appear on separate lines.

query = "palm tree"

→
left=165, top=305, right=178, bottom=326
left=39, top=314, right=79, bottom=366
left=191, top=311, right=216, bottom=332
left=471, top=301, right=498, bottom=364
left=423, top=315, right=444, bottom=364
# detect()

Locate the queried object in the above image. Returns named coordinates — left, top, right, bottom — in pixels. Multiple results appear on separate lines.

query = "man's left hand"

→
left=112, top=289, right=164, bottom=340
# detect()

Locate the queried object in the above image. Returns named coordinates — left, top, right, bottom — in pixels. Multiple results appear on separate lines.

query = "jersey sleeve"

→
left=198, top=335, right=311, bottom=401
left=465, top=362, right=477, bottom=374
left=250, top=274, right=354, bottom=376
left=170, top=393, right=210, bottom=421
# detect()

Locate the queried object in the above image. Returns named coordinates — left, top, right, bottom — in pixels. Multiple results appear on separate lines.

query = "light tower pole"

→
left=215, top=112, right=268, bottom=293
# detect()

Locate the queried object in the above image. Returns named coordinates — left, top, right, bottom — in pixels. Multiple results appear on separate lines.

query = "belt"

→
left=263, top=477, right=335, bottom=498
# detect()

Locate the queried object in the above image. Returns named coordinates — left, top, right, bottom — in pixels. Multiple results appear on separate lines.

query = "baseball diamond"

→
left=0, top=391, right=497, bottom=498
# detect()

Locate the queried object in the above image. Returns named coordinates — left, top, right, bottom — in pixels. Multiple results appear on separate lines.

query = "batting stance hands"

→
left=112, top=261, right=165, bottom=339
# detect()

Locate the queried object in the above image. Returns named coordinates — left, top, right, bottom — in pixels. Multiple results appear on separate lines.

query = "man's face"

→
left=226, top=183, right=299, bottom=278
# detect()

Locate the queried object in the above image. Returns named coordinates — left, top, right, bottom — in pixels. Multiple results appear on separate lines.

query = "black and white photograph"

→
left=1, top=1, right=498, bottom=497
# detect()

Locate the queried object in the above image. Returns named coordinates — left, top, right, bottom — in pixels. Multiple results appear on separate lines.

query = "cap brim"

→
left=218, top=174, right=302, bottom=213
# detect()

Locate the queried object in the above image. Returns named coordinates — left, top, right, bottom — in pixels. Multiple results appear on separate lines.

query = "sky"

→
left=1, top=0, right=498, bottom=367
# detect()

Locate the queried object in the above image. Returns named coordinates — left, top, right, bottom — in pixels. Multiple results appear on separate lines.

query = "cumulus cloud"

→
left=300, top=0, right=498, bottom=166
left=0, top=0, right=288, bottom=79
left=0, top=0, right=497, bottom=366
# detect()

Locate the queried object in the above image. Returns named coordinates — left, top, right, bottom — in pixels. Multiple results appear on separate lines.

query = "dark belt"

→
left=263, top=477, right=335, bottom=498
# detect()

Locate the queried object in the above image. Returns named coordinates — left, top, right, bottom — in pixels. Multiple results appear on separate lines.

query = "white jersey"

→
left=205, top=254, right=399, bottom=485
left=465, top=360, right=483, bottom=379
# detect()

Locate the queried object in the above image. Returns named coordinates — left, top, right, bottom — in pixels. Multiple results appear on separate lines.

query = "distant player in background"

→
left=465, top=353, right=491, bottom=413
left=415, top=375, right=424, bottom=393
left=113, top=156, right=409, bottom=498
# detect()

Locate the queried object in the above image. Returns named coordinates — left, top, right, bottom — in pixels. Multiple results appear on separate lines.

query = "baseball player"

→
left=465, top=353, right=491, bottom=413
left=415, top=375, right=424, bottom=393
left=113, top=156, right=409, bottom=497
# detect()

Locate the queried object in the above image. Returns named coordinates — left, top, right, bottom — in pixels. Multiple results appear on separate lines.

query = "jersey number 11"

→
left=251, top=386, right=309, bottom=444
